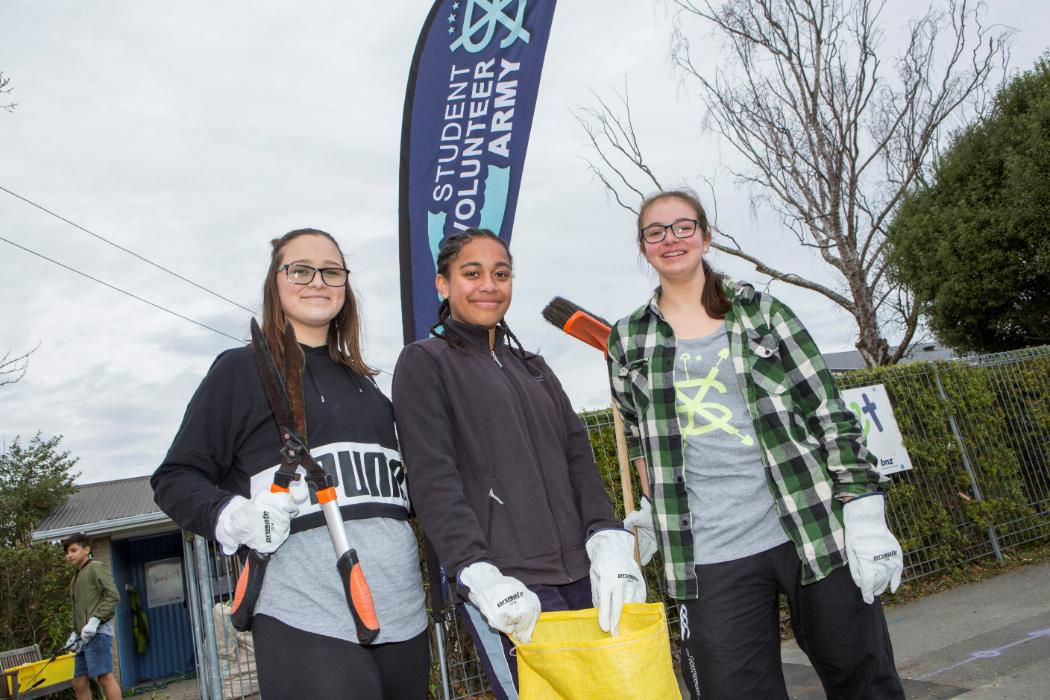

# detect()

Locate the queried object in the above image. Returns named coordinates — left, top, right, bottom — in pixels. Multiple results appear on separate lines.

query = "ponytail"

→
left=700, top=259, right=730, bottom=320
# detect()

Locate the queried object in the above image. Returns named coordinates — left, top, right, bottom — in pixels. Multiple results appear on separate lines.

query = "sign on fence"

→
left=841, top=384, right=913, bottom=476
left=145, top=557, right=185, bottom=608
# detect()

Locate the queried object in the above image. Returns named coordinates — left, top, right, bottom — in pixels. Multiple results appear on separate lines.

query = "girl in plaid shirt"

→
left=608, top=189, right=905, bottom=699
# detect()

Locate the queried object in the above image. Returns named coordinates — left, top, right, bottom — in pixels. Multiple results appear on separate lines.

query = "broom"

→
left=541, top=297, right=646, bottom=562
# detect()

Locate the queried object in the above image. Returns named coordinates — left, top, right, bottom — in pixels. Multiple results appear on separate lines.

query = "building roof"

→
left=824, top=342, right=959, bottom=372
left=32, top=475, right=172, bottom=541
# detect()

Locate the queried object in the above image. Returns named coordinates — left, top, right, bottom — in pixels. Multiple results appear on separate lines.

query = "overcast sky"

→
left=1, top=1, right=1045, bottom=484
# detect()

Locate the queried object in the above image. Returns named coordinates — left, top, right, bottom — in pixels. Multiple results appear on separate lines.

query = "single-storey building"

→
left=32, top=475, right=196, bottom=691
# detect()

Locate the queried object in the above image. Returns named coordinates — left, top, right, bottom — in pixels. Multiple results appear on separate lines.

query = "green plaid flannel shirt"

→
left=607, top=279, right=887, bottom=600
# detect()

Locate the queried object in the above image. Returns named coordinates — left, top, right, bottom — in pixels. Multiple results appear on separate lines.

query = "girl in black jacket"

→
left=152, top=229, right=428, bottom=699
left=392, top=228, right=644, bottom=699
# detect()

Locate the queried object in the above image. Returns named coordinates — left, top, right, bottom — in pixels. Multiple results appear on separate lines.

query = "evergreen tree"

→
left=888, top=58, right=1050, bottom=353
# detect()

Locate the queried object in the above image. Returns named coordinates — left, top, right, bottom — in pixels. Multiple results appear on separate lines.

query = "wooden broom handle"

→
left=610, top=401, right=641, bottom=564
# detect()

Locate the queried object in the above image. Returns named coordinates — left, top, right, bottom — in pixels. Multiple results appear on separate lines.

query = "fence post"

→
left=933, top=365, right=1004, bottom=563
left=193, top=534, right=226, bottom=697
left=183, top=532, right=210, bottom=700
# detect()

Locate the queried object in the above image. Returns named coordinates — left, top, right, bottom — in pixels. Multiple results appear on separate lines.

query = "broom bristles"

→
left=541, top=296, right=612, bottom=330
left=541, top=296, right=613, bottom=355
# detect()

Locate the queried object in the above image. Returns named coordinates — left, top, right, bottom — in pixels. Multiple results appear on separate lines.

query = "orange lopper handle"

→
left=337, top=548, right=380, bottom=644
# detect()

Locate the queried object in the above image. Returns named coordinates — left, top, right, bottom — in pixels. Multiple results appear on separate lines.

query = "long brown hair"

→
left=637, top=189, right=731, bottom=319
left=261, top=228, right=376, bottom=376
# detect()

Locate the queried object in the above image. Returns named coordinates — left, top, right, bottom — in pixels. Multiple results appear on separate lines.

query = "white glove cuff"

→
left=843, top=492, right=887, bottom=520
left=586, top=529, right=635, bottom=560
left=214, top=496, right=249, bottom=556
left=458, top=561, right=499, bottom=594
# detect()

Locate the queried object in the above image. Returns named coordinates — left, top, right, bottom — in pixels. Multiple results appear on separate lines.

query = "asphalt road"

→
left=781, top=560, right=1050, bottom=699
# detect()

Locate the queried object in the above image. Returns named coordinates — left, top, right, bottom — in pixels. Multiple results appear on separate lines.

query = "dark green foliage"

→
left=838, top=353, right=1050, bottom=576
left=0, top=433, right=78, bottom=547
left=0, top=433, right=79, bottom=654
left=888, top=58, right=1050, bottom=353
left=0, top=542, right=72, bottom=653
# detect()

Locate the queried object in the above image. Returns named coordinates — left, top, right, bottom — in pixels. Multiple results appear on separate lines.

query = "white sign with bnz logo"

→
left=840, top=383, right=913, bottom=476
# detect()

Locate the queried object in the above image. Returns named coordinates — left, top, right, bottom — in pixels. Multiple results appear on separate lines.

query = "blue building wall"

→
left=111, top=532, right=195, bottom=687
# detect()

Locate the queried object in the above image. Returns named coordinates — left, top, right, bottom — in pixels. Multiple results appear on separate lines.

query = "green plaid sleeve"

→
left=607, top=325, right=644, bottom=461
left=769, top=298, right=887, bottom=499
left=608, top=306, right=698, bottom=600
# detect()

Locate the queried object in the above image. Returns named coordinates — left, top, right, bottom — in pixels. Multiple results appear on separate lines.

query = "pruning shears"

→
left=229, top=318, right=380, bottom=644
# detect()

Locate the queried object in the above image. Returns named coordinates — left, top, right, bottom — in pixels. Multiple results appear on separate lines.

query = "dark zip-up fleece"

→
left=392, top=319, right=621, bottom=597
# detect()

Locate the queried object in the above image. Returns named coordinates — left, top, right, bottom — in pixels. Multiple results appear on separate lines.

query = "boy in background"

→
left=63, top=532, right=122, bottom=700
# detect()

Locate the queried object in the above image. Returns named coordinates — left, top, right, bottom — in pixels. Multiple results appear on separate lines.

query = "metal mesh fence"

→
left=182, top=533, right=260, bottom=700
left=185, top=346, right=1050, bottom=699
left=837, top=346, right=1050, bottom=580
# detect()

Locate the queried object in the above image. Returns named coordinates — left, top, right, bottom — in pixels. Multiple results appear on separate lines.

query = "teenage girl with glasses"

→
left=392, top=228, right=645, bottom=699
left=152, top=229, right=429, bottom=698
left=610, top=191, right=906, bottom=699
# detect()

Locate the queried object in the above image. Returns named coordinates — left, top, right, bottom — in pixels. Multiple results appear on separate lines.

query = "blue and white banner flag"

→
left=399, top=0, right=558, bottom=344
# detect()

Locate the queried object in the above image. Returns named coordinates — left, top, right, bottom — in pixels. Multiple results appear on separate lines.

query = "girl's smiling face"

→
left=436, top=236, right=512, bottom=329
left=276, top=234, right=346, bottom=342
left=640, top=195, right=710, bottom=283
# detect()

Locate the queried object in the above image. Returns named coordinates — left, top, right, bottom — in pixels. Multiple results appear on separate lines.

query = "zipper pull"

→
left=490, top=350, right=503, bottom=368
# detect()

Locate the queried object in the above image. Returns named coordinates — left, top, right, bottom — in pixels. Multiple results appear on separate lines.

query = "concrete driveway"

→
left=781, top=560, right=1050, bottom=699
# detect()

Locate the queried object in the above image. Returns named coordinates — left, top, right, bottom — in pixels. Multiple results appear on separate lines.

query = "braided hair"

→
left=429, top=229, right=537, bottom=372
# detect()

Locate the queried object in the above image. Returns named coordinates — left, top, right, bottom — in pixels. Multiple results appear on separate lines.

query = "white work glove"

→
left=586, top=530, right=646, bottom=635
left=214, top=490, right=299, bottom=556
left=623, top=496, right=658, bottom=566
left=80, top=617, right=101, bottom=645
left=64, top=631, right=80, bottom=650
left=459, top=562, right=541, bottom=643
left=843, top=494, right=903, bottom=604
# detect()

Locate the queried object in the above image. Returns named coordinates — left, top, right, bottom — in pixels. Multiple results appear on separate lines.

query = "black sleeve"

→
left=151, top=349, right=250, bottom=538
left=539, top=357, right=621, bottom=536
left=392, top=344, right=491, bottom=578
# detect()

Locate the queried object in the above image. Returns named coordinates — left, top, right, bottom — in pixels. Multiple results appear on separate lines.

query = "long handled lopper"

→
left=541, top=297, right=648, bottom=562
left=229, top=318, right=380, bottom=644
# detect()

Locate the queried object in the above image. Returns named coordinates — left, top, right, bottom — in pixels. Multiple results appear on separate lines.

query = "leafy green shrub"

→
left=0, top=541, right=72, bottom=652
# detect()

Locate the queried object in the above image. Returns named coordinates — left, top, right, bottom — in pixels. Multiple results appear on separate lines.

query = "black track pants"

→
left=678, top=541, right=904, bottom=700
left=252, top=614, right=430, bottom=699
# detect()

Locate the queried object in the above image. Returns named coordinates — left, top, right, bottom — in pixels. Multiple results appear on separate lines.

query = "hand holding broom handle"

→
left=541, top=297, right=644, bottom=564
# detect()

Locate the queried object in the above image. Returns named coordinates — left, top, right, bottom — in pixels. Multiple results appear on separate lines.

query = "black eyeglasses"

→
left=279, top=263, right=348, bottom=287
left=640, top=218, right=700, bottom=244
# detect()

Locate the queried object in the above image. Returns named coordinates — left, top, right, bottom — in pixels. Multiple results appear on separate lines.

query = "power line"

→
left=0, top=236, right=394, bottom=375
left=0, top=236, right=243, bottom=343
left=0, top=184, right=257, bottom=314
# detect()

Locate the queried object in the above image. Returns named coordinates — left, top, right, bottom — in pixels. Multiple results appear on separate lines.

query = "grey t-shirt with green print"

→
left=675, top=329, right=789, bottom=564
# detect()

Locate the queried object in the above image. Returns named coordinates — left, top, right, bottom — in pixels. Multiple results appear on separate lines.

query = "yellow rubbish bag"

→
left=514, top=602, right=681, bottom=700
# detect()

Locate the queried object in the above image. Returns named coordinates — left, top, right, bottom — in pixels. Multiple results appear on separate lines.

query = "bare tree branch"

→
left=0, top=344, right=39, bottom=387
left=0, top=72, right=15, bottom=113
left=578, top=0, right=1010, bottom=366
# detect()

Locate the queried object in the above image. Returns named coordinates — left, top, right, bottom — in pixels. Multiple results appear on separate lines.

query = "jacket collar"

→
left=723, top=277, right=755, bottom=303
left=443, top=317, right=506, bottom=350
left=634, top=276, right=756, bottom=323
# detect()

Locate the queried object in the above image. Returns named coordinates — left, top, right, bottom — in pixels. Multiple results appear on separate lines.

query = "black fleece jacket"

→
left=392, top=319, right=620, bottom=594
